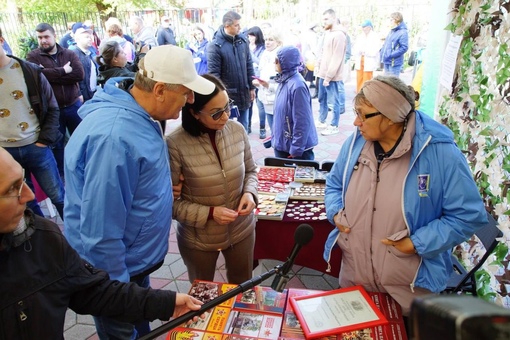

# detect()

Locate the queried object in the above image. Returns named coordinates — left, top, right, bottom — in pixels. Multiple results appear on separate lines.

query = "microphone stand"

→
left=139, top=262, right=286, bottom=340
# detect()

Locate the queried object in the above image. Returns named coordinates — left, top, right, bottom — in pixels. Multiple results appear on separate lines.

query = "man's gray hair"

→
left=130, top=16, right=144, bottom=27
left=323, top=9, right=336, bottom=17
left=223, top=11, right=241, bottom=26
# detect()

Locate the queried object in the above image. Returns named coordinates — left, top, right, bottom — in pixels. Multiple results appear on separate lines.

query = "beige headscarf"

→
left=362, top=80, right=411, bottom=123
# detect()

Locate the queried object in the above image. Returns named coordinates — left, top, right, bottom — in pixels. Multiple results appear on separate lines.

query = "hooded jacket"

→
left=97, top=64, right=135, bottom=86
left=64, top=78, right=173, bottom=283
left=323, top=110, right=487, bottom=307
left=166, top=120, right=258, bottom=251
left=272, top=46, right=318, bottom=157
left=208, top=27, right=255, bottom=111
left=380, top=22, right=409, bottom=67
left=0, top=210, right=176, bottom=340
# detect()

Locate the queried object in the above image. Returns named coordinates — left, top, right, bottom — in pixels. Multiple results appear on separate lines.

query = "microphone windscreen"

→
left=294, top=224, right=314, bottom=246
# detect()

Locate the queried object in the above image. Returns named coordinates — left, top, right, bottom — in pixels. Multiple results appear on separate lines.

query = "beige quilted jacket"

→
left=166, top=120, right=258, bottom=251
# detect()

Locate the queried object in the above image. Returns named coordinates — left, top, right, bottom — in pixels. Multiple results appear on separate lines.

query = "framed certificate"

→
left=289, top=286, right=388, bottom=339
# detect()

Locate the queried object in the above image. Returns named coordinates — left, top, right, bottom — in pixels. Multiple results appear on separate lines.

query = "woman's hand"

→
left=213, top=206, right=239, bottom=225
left=173, top=293, right=205, bottom=324
left=237, top=193, right=256, bottom=216
left=172, top=174, right=184, bottom=200
left=333, top=212, right=351, bottom=233
left=381, top=237, right=416, bottom=254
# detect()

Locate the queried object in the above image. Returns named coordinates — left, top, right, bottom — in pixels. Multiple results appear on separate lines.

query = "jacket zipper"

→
left=403, top=135, right=432, bottom=292
left=286, top=116, right=292, bottom=138
left=17, top=300, right=28, bottom=322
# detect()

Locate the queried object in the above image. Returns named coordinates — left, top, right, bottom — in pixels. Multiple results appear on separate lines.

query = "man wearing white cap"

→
left=63, top=45, right=214, bottom=339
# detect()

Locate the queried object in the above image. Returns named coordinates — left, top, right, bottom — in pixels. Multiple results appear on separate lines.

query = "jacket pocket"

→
left=380, top=237, right=421, bottom=286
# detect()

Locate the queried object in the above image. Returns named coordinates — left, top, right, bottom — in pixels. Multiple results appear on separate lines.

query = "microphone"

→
left=271, top=223, right=314, bottom=292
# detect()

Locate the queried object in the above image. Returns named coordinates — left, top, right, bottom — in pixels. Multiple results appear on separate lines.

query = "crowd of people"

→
left=0, top=8, right=487, bottom=340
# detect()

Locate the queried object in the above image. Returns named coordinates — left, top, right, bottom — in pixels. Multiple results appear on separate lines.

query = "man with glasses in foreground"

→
left=0, top=147, right=206, bottom=339
left=64, top=45, right=214, bottom=339
left=0, top=28, right=65, bottom=220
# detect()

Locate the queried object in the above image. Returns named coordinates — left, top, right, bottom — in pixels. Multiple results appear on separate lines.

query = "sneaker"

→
left=263, top=136, right=272, bottom=148
left=315, top=121, right=328, bottom=129
left=259, top=129, right=266, bottom=139
left=321, top=125, right=339, bottom=136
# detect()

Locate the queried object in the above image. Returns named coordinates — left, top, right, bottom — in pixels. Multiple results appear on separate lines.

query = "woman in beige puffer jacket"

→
left=167, top=74, right=258, bottom=284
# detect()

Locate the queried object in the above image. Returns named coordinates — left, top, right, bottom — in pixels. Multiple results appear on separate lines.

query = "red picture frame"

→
left=289, top=286, right=388, bottom=339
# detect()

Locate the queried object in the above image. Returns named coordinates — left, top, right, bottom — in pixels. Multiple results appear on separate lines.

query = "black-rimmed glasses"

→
left=354, top=109, right=382, bottom=122
left=201, top=99, right=234, bottom=121
left=0, top=168, right=25, bottom=200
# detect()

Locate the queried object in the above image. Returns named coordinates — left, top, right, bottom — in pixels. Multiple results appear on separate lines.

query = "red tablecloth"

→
left=254, top=201, right=342, bottom=277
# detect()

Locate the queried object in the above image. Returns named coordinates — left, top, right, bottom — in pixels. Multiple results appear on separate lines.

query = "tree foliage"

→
left=9, top=0, right=186, bottom=15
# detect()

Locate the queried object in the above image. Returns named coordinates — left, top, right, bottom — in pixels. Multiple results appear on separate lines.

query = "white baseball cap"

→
left=139, top=45, right=214, bottom=95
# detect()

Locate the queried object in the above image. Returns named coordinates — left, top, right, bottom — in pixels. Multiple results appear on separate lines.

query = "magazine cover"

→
left=224, top=309, right=283, bottom=340
left=188, top=280, right=238, bottom=308
left=234, top=286, right=288, bottom=314
left=165, top=328, right=223, bottom=340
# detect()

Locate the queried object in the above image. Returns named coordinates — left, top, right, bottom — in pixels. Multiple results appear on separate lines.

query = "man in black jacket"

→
left=208, top=10, right=255, bottom=132
left=0, top=146, right=203, bottom=339
left=0, top=28, right=65, bottom=220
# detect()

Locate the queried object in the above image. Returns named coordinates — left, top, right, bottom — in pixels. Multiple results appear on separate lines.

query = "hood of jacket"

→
left=78, top=77, right=150, bottom=122
left=275, top=46, right=301, bottom=82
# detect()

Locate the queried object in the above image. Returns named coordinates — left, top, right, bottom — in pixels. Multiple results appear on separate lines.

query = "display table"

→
left=254, top=200, right=342, bottom=277
left=161, top=281, right=407, bottom=340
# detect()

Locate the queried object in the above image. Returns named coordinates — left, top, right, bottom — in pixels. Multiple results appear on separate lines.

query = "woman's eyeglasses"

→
left=201, top=99, right=234, bottom=120
left=354, top=109, right=382, bottom=122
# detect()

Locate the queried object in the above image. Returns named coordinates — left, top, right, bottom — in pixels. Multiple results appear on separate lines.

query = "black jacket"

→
left=207, top=27, right=255, bottom=111
left=0, top=210, right=176, bottom=340
left=11, top=56, right=62, bottom=147
left=71, top=47, right=98, bottom=101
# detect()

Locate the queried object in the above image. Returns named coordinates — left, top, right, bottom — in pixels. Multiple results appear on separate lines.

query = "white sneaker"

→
left=315, top=121, right=328, bottom=129
left=321, top=125, right=339, bottom=136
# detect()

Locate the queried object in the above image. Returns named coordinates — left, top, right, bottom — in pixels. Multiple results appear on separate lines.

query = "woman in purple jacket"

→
left=271, top=46, right=318, bottom=160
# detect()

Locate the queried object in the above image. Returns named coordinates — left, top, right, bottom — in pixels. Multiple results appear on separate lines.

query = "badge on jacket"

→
left=418, top=174, right=430, bottom=197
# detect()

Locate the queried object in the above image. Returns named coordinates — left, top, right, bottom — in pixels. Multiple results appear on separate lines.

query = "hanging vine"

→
left=439, top=0, right=510, bottom=306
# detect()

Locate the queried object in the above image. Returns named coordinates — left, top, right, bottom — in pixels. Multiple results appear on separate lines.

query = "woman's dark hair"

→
left=246, top=26, right=265, bottom=48
left=182, top=74, right=227, bottom=137
left=96, top=40, right=122, bottom=66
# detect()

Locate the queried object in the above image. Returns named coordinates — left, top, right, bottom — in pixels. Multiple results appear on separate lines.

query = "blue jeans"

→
left=274, top=148, right=315, bottom=160
left=384, top=64, right=402, bottom=77
left=54, top=100, right=82, bottom=176
left=5, top=144, right=65, bottom=219
left=231, top=108, right=249, bottom=131
left=318, top=79, right=345, bottom=127
left=94, top=276, right=151, bottom=340
left=266, top=113, right=274, bottom=132
left=256, top=98, right=267, bottom=130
